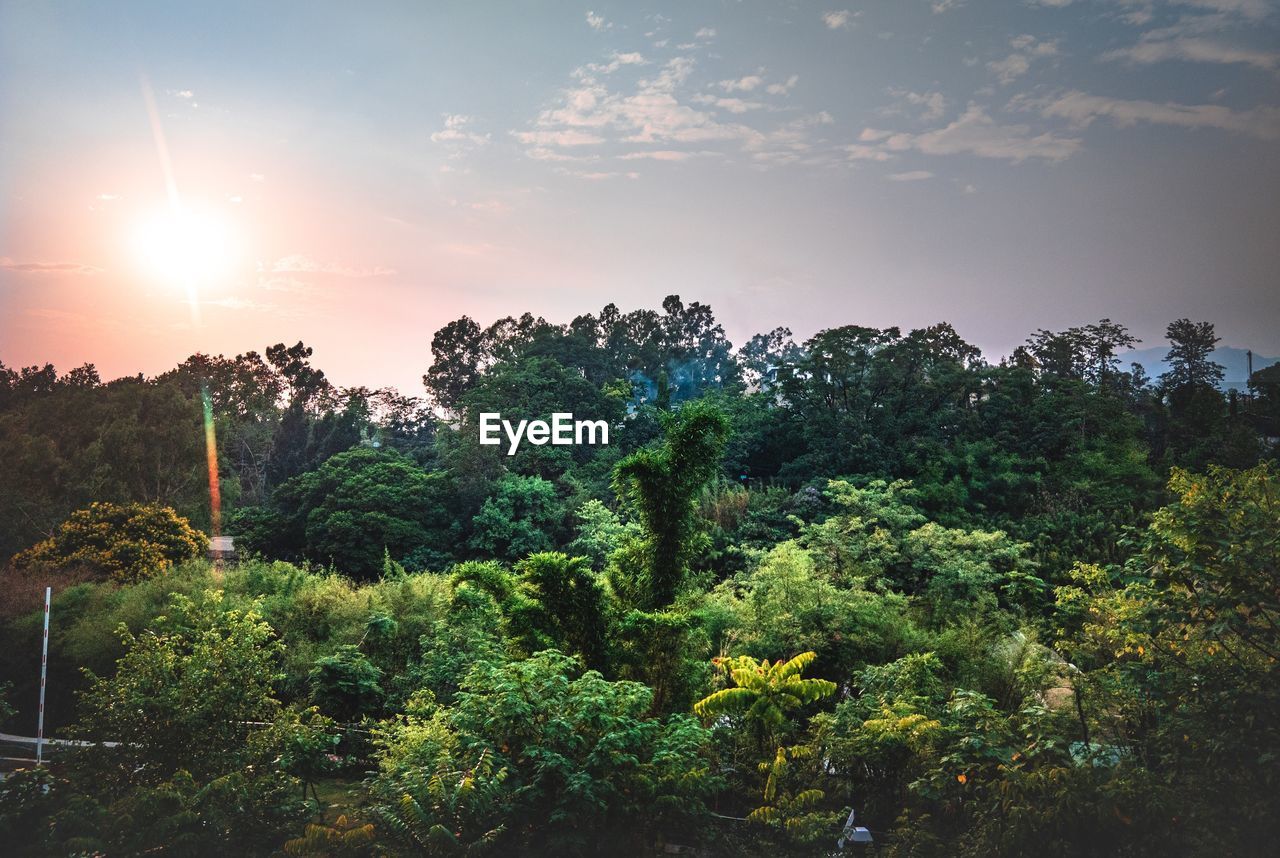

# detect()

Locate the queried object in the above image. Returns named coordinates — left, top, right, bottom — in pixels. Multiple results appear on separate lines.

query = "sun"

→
left=133, top=206, right=240, bottom=286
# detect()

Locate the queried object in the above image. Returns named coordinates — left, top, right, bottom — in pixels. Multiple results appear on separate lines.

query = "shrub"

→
left=12, top=501, right=208, bottom=582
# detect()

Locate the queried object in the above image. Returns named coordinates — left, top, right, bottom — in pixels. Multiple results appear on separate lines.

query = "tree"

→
left=236, top=447, right=457, bottom=578
left=309, top=645, right=385, bottom=721
left=1161, top=318, right=1224, bottom=391
left=424, top=317, right=487, bottom=413
left=694, top=651, right=836, bottom=751
left=372, top=650, right=718, bottom=854
left=12, top=501, right=208, bottom=582
left=467, top=474, right=563, bottom=562
left=74, top=589, right=284, bottom=782
left=511, top=552, right=608, bottom=669
left=612, top=400, right=730, bottom=607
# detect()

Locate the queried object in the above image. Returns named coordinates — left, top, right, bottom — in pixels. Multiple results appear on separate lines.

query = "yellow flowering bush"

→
left=12, top=501, right=208, bottom=582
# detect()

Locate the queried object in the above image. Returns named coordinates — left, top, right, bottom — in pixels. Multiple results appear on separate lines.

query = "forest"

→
left=1, top=295, right=1278, bottom=856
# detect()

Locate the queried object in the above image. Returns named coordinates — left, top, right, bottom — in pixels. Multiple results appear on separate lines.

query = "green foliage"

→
left=510, top=552, right=608, bottom=669
left=372, top=649, right=719, bottom=854
left=612, top=399, right=731, bottom=607
left=704, top=540, right=922, bottom=680
left=3, top=300, right=1278, bottom=856
left=373, top=748, right=510, bottom=856
left=73, top=589, right=284, bottom=781
left=310, top=644, right=385, bottom=721
left=284, top=814, right=379, bottom=857
left=234, top=447, right=457, bottom=578
left=747, top=744, right=839, bottom=846
left=12, top=501, right=208, bottom=582
left=467, top=474, right=563, bottom=562
left=801, top=479, right=1045, bottom=620
left=694, top=651, right=836, bottom=753
left=566, top=498, right=640, bottom=570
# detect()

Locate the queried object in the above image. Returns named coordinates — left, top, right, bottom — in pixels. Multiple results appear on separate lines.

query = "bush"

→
left=12, top=501, right=207, bottom=582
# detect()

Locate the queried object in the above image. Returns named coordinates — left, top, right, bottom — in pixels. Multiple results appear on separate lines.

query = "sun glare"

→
left=133, top=206, right=240, bottom=286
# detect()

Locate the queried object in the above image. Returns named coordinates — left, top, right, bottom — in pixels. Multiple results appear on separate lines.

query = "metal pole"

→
left=36, top=585, right=50, bottom=766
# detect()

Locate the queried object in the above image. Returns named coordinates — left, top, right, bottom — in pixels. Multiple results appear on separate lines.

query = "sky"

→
left=1, top=0, right=1278, bottom=393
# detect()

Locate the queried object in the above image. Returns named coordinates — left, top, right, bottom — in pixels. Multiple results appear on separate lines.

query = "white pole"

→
left=36, top=586, right=50, bottom=766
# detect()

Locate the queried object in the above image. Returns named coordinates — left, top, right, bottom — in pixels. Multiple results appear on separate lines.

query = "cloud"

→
left=888, top=89, right=948, bottom=120
left=0, top=257, right=101, bottom=275
left=823, top=10, right=856, bottom=29
left=988, top=35, right=1058, bottom=84
left=692, top=94, right=764, bottom=113
left=930, top=0, right=965, bottom=12
left=431, top=114, right=490, bottom=146
left=578, top=52, right=647, bottom=76
left=1037, top=90, right=1280, bottom=139
left=695, top=27, right=716, bottom=39
left=513, top=129, right=606, bottom=145
left=766, top=75, right=800, bottom=96
left=470, top=200, right=514, bottom=214
left=586, top=11, right=610, bottom=31
left=1175, top=0, right=1272, bottom=20
left=269, top=255, right=397, bottom=277
left=206, top=296, right=271, bottom=311
left=1102, top=36, right=1278, bottom=70
left=521, top=56, right=753, bottom=153
left=844, top=144, right=894, bottom=161
left=887, top=170, right=935, bottom=181
left=519, top=52, right=831, bottom=168
left=720, top=74, right=764, bottom=92
left=562, top=170, right=641, bottom=180
left=257, top=276, right=313, bottom=293
left=617, top=150, right=697, bottom=160
left=883, top=104, right=1082, bottom=161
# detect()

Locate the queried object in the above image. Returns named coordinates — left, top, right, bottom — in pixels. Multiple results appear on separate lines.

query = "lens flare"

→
left=201, top=384, right=221, bottom=540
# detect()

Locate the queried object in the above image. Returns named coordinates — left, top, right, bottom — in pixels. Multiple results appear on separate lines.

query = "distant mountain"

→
left=1120, top=346, right=1279, bottom=392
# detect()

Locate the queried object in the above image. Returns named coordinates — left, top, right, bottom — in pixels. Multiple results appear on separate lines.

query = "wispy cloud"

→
left=719, top=74, right=764, bottom=92
left=1175, top=0, right=1273, bottom=21
left=562, top=169, right=641, bottom=180
left=692, top=94, right=764, bottom=113
left=843, top=144, right=894, bottom=161
left=886, top=89, right=948, bottom=121
left=1036, top=90, right=1280, bottom=139
left=1, top=257, right=102, bottom=275
left=822, top=10, right=856, bottom=30
left=988, top=35, right=1059, bottom=84
left=430, top=114, right=490, bottom=146
left=766, top=75, right=800, bottom=96
left=512, top=129, right=606, bottom=146
left=881, top=104, right=1082, bottom=162
left=1104, top=36, right=1277, bottom=69
left=269, top=255, right=397, bottom=277
left=578, top=52, right=647, bottom=77
left=617, top=149, right=699, bottom=161
left=1102, top=13, right=1279, bottom=72
left=206, top=296, right=272, bottom=311
left=585, top=11, right=611, bottom=31
left=888, top=170, right=935, bottom=181
left=519, top=47, right=830, bottom=168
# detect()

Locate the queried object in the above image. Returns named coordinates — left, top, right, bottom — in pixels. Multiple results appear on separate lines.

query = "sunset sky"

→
left=2, top=1, right=1278, bottom=393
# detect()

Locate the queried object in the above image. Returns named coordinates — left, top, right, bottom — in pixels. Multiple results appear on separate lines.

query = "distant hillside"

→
left=1121, top=346, right=1279, bottom=392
